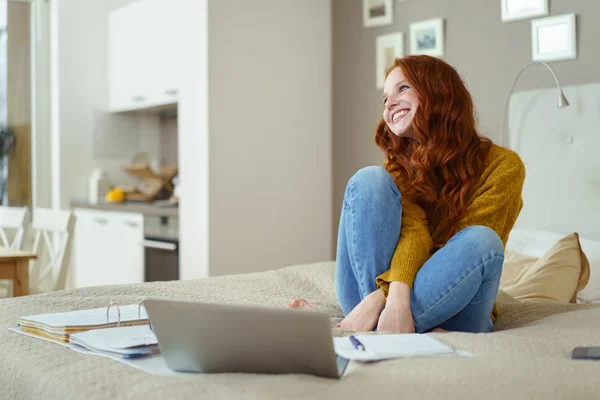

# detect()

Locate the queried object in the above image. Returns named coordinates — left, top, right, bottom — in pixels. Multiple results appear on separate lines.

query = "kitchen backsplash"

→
left=160, top=115, right=178, bottom=166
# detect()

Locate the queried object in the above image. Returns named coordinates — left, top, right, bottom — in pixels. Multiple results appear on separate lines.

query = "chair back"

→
left=0, top=206, right=29, bottom=249
left=28, top=208, right=75, bottom=293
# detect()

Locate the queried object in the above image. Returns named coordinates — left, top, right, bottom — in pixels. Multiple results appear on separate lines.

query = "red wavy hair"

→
left=374, top=55, right=492, bottom=239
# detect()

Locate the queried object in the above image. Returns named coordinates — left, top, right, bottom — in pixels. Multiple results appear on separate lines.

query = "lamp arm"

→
left=536, top=62, right=564, bottom=92
left=500, top=61, right=565, bottom=148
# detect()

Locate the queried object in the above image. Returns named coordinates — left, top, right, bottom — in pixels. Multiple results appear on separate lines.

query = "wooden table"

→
left=0, top=247, right=37, bottom=297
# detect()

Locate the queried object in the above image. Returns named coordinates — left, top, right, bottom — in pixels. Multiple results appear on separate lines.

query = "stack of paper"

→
left=70, top=325, right=159, bottom=359
left=18, top=305, right=149, bottom=343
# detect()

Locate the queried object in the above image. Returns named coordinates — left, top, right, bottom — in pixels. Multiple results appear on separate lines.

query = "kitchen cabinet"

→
left=108, top=0, right=182, bottom=112
left=108, top=0, right=150, bottom=112
left=71, top=209, right=144, bottom=288
left=149, top=0, right=182, bottom=105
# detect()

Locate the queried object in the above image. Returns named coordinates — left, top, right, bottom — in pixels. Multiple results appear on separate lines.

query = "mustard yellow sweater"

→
left=376, top=144, right=526, bottom=318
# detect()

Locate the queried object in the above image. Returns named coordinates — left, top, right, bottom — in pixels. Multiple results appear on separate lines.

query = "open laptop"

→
left=143, top=298, right=349, bottom=379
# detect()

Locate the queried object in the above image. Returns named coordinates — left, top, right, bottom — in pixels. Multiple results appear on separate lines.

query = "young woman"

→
left=290, top=55, right=525, bottom=334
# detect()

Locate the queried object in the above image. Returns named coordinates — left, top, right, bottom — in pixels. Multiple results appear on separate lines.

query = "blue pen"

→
left=349, top=335, right=366, bottom=352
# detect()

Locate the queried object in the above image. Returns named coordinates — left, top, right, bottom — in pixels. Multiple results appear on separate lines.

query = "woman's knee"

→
left=346, top=166, right=399, bottom=200
left=456, top=226, right=505, bottom=280
left=458, top=226, right=504, bottom=257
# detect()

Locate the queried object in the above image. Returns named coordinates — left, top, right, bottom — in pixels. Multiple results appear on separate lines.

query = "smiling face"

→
left=382, top=67, right=419, bottom=138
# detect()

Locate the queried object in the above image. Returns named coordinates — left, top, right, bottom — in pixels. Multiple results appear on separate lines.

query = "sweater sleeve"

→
left=455, top=150, right=526, bottom=246
left=376, top=197, right=433, bottom=294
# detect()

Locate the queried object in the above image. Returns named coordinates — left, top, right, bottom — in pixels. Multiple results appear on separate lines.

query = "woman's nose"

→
left=385, top=97, right=398, bottom=110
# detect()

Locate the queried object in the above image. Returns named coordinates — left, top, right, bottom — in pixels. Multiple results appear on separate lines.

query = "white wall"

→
left=177, top=0, right=209, bottom=279
left=207, top=0, right=333, bottom=276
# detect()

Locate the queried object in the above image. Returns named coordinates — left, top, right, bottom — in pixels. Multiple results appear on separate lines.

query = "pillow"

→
left=507, top=228, right=600, bottom=303
left=574, top=237, right=600, bottom=303
left=506, top=229, right=565, bottom=258
left=500, top=233, right=590, bottom=304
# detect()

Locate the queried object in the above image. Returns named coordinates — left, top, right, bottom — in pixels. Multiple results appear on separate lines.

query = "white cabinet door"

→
left=110, top=213, right=144, bottom=285
left=108, top=1, right=150, bottom=112
left=72, top=210, right=113, bottom=288
left=71, top=209, right=144, bottom=288
left=150, top=0, right=181, bottom=105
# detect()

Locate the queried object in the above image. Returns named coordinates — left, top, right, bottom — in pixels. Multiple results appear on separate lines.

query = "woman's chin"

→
left=391, top=129, right=411, bottom=138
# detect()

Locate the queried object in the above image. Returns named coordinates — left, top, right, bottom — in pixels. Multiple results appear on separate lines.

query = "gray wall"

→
left=208, top=0, right=333, bottom=275
left=332, top=0, right=600, bottom=237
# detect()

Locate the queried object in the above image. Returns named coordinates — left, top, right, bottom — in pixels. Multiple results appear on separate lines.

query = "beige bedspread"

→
left=1, top=261, right=599, bottom=400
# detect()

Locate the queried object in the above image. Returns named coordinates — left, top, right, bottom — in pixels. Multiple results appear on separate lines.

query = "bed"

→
left=2, top=83, right=600, bottom=399
left=1, top=263, right=600, bottom=399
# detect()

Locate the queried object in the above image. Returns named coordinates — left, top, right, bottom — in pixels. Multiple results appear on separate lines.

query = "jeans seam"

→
left=413, top=254, right=504, bottom=327
left=469, top=254, right=504, bottom=305
left=347, top=181, right=366, bottom=299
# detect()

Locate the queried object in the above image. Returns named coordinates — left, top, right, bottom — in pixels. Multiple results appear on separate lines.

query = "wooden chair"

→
left=0, top=206, right=30, bottom=297
left=27, top=208, right=76, bottom=294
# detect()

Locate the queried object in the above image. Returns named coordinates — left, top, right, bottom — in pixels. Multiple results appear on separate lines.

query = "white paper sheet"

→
left=9, top=327, right=191, bottom=377
left=333, top=334, right=456, bottom=362
left=70, top=325, right=157, bottom=351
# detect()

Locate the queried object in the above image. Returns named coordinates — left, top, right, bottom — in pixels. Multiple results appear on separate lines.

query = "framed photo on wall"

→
left=531, top=14, right=577, bottom=62
left=409, top=18, right=444, bottom=58
left=501, top=0, right=548, bottom=23
left=363, top=0, right=393, bottom=28
left=376, top=33, right=404, bottom=89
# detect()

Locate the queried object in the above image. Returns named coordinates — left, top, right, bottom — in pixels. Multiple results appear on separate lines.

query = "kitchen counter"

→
left=70, top=196, right=179, bottom=218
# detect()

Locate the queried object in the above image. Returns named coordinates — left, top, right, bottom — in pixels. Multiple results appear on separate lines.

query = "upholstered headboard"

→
left=508, top=82, right=600, bottom=241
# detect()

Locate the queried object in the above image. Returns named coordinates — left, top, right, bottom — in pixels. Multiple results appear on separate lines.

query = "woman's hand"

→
left=376, top=281, right=415, bottom=333
left=338, top=289, right=386, bottom=332
left=377, top=302, right=415, bottom=333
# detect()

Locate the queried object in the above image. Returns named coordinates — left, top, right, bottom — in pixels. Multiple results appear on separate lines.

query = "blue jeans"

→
left=334, top=166, right=504, bottom=333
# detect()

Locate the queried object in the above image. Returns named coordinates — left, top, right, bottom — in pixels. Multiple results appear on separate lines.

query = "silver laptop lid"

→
left=143, top=298, right=346, bottom=379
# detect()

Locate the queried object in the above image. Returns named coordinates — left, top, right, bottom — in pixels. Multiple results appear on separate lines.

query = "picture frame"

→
left=531, top=14, right=577, bottom=62
left=409, top=18, right=444, bottom=58
left=363, top=0, right=393, bottom=28
left=376, top=33, right=404, bottom=89
left=501, top=0, right=548, bottom=23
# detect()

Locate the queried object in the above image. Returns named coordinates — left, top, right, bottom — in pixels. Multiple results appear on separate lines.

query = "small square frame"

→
left=409, top=18, right=444, bottom=58
left=363, top=0, right=393, bottom=28
left=376, top=32, right=404, bottom=89
left=531, top=13, right=577, bottom=62
left=501, top=0, right=548, bottom=23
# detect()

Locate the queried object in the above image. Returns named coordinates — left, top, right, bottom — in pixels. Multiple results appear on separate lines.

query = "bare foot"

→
left=288, top=299, right=339, bottom=327
left=431, top=327, right=450, bottom=333
left=338, top=289, right=386, bottom=332
left=288, top=298, right=317, bottom=310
